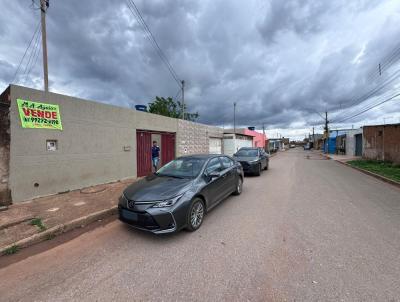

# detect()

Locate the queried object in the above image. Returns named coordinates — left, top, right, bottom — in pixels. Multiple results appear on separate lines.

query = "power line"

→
left=377, top=45, right=400, bottom=71
left=365, top=44, right=400, bottom=82
left=351, top=70, right=398, bottom=107
left=331, top=69, right=400, bottom=122
left=11, top=20, right=41, bottom=84
left=131, top=0, right=180, bottom=84
left=174, top=87, right=181, bottom=100
left=334, top=92, right=400, bottom=123
left=125, top=0, right=181, bottom=87
left=22, top=27, right=41, bottom=82
left=310, top=109, right=325, bottom=120
left=330, top=42, right=400, bottom=121
left=25, top=29, right=42, bottom=84
left=129, top=0, right=180, bottom=85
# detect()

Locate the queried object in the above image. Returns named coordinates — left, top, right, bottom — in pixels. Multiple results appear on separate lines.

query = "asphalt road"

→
left=1, top=149, right=400, bottom=302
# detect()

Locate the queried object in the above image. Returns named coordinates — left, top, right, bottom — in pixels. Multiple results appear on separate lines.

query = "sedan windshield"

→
left=235, top=149, right=258, bottom=157
left=156, top=157, right=206, bottom=178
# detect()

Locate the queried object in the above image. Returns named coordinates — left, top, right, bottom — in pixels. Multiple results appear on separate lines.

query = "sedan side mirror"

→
left=204, top=171, right=220, bottom=181
left=209, top=171, right=220, bottom=179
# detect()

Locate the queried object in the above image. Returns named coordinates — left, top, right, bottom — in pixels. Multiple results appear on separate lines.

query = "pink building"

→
left=243, top=129, right=267, bottom=148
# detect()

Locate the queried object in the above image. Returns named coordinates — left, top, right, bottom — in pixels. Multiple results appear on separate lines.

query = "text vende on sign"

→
left=17, top=99, right=63, bottom=130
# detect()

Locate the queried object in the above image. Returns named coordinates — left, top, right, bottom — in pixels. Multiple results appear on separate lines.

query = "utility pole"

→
left=40, top=0, right=49, bottom=92
left=383, top=123, right=385, bottom=161
left=324, top=111, right=329, bottom=153
left=262, top=123, right=266, bottom=151
left=181, top=80, right=185, bottom=120
left=233, top=102, right=237, bottom=134
left=233, top=102, right=237, bottom=152
left=312, top=126, right=315, bottom=148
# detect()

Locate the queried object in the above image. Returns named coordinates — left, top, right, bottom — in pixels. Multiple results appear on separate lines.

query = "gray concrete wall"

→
left=8, top=85, right=178, bottom=202
left=7, top=85, right=223, bottom=202
left=345, top=128, right=362, bottom=156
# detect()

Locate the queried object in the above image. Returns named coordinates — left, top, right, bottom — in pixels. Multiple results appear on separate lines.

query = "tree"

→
left=148, top=96, right=199, bottom=122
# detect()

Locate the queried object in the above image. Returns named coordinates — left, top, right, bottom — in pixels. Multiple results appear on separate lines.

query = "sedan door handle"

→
left=221, top=174, right=227, bottom=178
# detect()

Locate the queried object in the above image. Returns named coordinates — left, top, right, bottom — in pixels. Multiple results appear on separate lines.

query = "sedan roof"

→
left=238, top=147, right=258, bottom=150
left=178, top=154, right=225, bottom=160
left=182, top=153, right=219, bottom=157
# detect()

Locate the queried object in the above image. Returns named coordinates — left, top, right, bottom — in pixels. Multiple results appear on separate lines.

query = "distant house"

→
left=281, top=137, right=290, bottom=149
left=363, top=123, right=400, bottom=164
left=345, top=128, right=363, bottom=157
left=223, top=133, right=254, bottom=156
left=323, top=129, right=353, bottom=154
left=224, top=128, right=267, bottom=150
left=309, top=134, right=323, bottom=149
left=268, top=138, right=283, bottom=152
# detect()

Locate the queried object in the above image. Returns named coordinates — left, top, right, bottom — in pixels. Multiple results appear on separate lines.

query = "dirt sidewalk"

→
left=0, top=179, right=136, bottom=254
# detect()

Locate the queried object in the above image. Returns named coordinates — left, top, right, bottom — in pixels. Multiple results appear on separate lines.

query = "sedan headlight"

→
left=152, top=194, right=184, bottom=208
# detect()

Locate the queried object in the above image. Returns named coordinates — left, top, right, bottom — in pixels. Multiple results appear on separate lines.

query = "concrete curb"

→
left=1, top=206, right=118, bottom=256
left=334, top=160, right=400, bottom=189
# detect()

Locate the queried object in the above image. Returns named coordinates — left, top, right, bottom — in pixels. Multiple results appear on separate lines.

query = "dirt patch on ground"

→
left=0, top=179, right=136, bottom=250
left=0, top=214, right=116, bottom=269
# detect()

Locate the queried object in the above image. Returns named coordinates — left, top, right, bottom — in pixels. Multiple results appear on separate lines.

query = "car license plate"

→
left=122, top=210, right=138, bottom=221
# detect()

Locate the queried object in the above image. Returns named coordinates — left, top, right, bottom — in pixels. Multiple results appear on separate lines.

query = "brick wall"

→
left=0, top=87, right=11, bottom=205
left=363, top=124, right=400, bottom=164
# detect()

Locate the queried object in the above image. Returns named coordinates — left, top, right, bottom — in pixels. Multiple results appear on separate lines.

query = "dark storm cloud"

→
left=1, top=0, right=400, bottom=134
left=258, top=0, right=327, bottom=42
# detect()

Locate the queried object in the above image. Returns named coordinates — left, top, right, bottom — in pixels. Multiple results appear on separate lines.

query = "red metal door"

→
left=161, top=133, right=175, bottom=165
left=136, top=131, right=152, bottom=177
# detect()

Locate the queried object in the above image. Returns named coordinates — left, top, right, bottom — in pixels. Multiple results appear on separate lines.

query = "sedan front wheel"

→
left=233, top=177, right=243, bottom=195
left=186, top=198, right=205, bottom=232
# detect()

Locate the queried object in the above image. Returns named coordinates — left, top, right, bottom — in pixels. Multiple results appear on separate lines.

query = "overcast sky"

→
left=1, top=0, right=400, bottom=139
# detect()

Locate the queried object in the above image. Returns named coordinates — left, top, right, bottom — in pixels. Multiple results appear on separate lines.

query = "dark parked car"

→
left=118, top=154, right=244, bottom=234
left=233, top=147, right=269, bottom=176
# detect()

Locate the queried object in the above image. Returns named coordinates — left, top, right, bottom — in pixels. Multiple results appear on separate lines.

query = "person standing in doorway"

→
left=152, top=141, right=160, bottom=172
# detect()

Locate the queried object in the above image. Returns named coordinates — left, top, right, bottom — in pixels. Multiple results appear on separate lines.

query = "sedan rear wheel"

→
left=186, top=198, right=205, bottom=232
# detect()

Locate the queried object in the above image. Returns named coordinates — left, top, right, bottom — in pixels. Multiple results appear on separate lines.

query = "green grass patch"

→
left=3, top=245, right=19, bottom=255
left=30, top=218, right=47, bottom=232
left=347, top=160, right=400, bottom=182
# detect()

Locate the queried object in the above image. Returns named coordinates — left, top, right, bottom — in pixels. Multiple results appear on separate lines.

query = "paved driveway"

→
left=1, top=149, right=399, bottom=301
